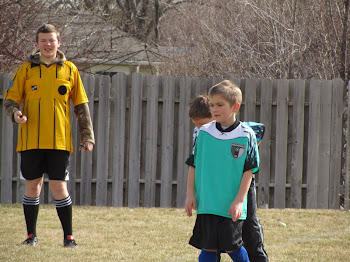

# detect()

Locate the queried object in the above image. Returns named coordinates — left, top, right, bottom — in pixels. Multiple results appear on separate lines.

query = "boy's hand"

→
left=229, top=200, right=243, bottom=222
left=14, top=111, right=27, bottom=124
left=185, top=194, right=196, bottom=217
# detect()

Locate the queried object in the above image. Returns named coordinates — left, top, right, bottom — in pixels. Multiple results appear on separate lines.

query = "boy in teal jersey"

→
left=186, top=95, right=268, bottom=261
left=185, top=80, right=259, bottom=262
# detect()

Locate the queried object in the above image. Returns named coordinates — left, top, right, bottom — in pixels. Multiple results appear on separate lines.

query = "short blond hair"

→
left=208, top=80, right=242, bottom=106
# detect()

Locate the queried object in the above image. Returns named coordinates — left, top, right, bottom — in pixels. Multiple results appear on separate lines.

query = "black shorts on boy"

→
left=189, top=214, right=244, bottom=251
left=215, top=176, right=269, bottom=262
left=21, top=149, right=69, bottom=180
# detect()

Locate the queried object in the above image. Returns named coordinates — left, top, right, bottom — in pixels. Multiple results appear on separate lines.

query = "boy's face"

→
left=36, top=32, right=61, bottom=62
left=191, top=117, right=213, bottom=129
left=209, top=94, right=240, bottom=127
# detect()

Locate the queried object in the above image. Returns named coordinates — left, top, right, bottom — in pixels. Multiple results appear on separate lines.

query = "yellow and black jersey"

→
left=5, top=53, right=89, bottom=153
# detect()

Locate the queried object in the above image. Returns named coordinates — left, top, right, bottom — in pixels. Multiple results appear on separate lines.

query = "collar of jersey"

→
left=215, top=119, right=240, bottom=133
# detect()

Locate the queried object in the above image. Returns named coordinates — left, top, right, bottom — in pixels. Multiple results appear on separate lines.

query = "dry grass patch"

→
left=0, top=205, right=349, bottom=261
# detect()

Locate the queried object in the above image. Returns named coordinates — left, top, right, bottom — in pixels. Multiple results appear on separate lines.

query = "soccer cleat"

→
left=64, top=235, right=78, bottom=248
left=22, top=234, right=38, bottom=246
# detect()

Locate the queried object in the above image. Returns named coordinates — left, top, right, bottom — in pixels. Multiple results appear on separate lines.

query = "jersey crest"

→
left=231, top=142, right=245, bottom=159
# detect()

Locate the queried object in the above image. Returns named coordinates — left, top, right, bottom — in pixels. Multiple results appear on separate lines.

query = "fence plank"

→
left=258, top=79, right=273, bottom=208
left=244, top=79, right=258, bottom=121
left=290, top=80, right=305, bottom=208
left=160, top=76, right=175, bottom=207
left=195, top=77, right=208, bottom=95
left=306, top=80, right=321, bottom=208
left=79, top=74, right=95, bottom=205
left=329, top=79, right=344, bottom=209
left=345, top=80, right=350, bottom=211
left=67, top=103, right=77, bottom=204
left=128, top=73, right=143, bottom=207
left=1, top=74, right=13, bottom=204
left=110, top=73, right=127, bottom=207
left=176, top=76, right=192, bottom=207
left=96, top=75, right=110, bottom=206
left=318, top=80, right=332, bottom=208
left=144, top=75, right=159, bottom=207
left=274, top=80, right=289, bottom=208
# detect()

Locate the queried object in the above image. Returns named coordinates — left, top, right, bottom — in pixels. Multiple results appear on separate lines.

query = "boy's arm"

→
left=74, top=103, right=95, bottom=152
left=4, top=99, right=27, bottom=123
left=4, top=67, right=27, bottom=123
left=185, top=166, right=196, bottom=217
left=229, top=169, right=253, bottom=222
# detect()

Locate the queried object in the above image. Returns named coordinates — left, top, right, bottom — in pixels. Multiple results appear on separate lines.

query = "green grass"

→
left=0, top=205, right=349, bottom=261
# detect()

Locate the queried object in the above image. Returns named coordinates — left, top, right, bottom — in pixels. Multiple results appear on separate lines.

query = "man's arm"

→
left=229, top=169, right=253, bottom=222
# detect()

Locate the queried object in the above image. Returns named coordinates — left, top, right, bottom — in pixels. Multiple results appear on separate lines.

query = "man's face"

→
left=36, top=32, right=60, bottom=62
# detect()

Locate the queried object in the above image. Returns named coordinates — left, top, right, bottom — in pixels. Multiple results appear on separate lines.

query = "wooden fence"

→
left=0, top=72, right=349, bottom=209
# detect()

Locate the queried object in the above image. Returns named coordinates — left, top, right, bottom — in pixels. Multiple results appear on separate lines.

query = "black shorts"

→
left=189, top=214, right=244, bottom=251
left=20, top=149, right=69, bottom=181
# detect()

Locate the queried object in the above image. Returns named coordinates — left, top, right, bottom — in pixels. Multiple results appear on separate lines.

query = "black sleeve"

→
left=185, top=154, right=195, bottom=167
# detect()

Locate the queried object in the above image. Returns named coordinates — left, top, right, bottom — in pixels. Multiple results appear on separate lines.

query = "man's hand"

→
left=14, top=111, right=27, bottom=124
left=79, top=142, right=93, bottom=153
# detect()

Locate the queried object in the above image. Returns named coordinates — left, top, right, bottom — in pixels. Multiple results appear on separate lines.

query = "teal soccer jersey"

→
left=194, top=121, right=259, bottom=220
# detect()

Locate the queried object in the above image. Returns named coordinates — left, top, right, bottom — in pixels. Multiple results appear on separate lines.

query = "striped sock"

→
left=55, top=196, right=73, bottom=239
left=23, top=196, right=40, bottom=237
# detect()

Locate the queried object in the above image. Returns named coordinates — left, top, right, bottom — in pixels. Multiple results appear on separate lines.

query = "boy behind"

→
left=186, top=80, right=259, bottom=261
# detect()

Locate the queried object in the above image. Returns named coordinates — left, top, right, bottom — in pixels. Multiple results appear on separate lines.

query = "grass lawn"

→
left=0, top=205, right=349, bottom=261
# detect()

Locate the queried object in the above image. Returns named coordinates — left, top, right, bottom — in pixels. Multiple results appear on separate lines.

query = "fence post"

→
left=345, top=81, right=350, bottom=211
left=175, top=76, right=192, bottom=208
left=1, top=74, right=13, bottom=204
left=143, top=75, right=159, bottom=207
left=318, top=80, right=332, bottom=208
left=160, top=76, right=175, bottom=207
left=274, top=80, right=289, bottom=208
left=111, top=73, right=127, bottom=207
left=329, top=79, right=344, bottom=209
left=79, top=74, right=95, bottom=205
left=96, top=75, right=110, bottom=206
left=290, top=80, right=305, bottom=208
left=306, top=80, right=321, bottom=208
left=128, top=73, right=143, bottom=208
left=258, top=79, right=272, bottom=208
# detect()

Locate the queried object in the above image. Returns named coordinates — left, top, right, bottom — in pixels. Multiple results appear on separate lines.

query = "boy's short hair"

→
left=189, top=95, right=212, bottom=119
left=208, top=80, right=242, bottom=106
left=36, top=24, right=60, bottom=42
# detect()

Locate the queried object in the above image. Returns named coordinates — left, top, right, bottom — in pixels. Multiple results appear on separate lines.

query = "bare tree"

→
left=157, top=0, right=350, bottom=81
left=0, top=0, right=48, bottom=71
left=49, top=0, right=194, bottom=43
left=2, top=0, right=350, bottom=79
left=0, top=0, right=195, bottom=73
